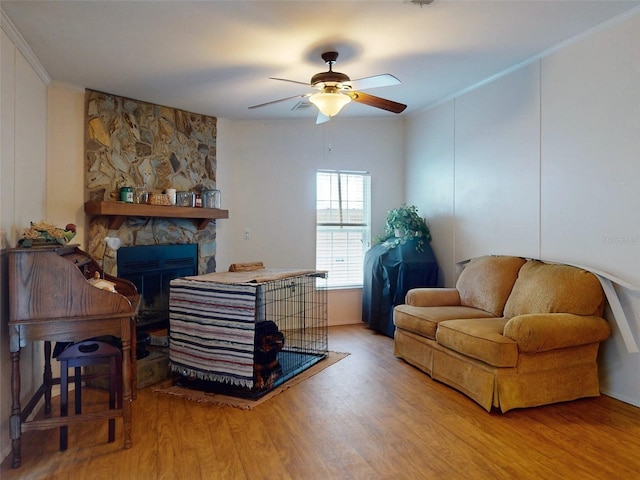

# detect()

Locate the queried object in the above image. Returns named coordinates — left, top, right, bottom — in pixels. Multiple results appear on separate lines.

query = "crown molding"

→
left=1, top=7, right=50, bottom=85
left=50, top=79, right=85, bottom=93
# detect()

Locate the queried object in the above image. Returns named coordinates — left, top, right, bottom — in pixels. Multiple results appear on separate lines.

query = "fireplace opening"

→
left=117, top=244, right=198, bottom=332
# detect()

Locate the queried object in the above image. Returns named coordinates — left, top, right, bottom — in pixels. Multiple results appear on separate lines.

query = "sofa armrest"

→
left=503, top=313, right=611, bottom=353
left=405, top=288, right=461, bottom=307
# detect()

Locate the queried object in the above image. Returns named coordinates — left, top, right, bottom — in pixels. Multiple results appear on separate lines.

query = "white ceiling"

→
left=3, top=0, right=639, bottom=122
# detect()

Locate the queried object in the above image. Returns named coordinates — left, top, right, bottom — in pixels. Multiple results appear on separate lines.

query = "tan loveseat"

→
left=393, top=255, right=611, bottom=412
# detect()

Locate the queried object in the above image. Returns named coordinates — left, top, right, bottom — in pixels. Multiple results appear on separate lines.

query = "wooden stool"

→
left=57, top=340, right=122, bottom=451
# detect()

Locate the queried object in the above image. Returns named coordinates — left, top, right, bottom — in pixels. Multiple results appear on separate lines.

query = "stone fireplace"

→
left=84, top=90, right=220, bottom=277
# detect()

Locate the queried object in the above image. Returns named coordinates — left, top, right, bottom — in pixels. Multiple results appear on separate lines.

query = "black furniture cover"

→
left=362, top=238, right=439, bottom=337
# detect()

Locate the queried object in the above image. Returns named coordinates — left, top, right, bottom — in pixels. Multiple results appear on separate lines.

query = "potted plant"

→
left=375, top=204, right=431, bottom=252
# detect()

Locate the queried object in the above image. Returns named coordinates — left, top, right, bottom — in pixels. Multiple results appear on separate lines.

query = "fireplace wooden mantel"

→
left=84, top=201, right=229, bottom=230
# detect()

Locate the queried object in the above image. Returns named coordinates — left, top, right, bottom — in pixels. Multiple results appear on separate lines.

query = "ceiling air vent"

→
left=292, top=101, right=313, bottom=111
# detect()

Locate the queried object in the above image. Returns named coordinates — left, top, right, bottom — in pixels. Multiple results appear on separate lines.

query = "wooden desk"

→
left=7, top=246, right=139, bottom=469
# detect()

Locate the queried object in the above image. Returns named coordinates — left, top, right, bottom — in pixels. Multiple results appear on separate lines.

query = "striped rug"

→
left=169, top=278, right=259, bottom=388
left=153, top=351, right=349, bottom=410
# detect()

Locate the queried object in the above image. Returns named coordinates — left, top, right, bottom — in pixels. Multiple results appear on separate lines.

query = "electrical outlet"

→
left=243, top=228, right=251, bottom=240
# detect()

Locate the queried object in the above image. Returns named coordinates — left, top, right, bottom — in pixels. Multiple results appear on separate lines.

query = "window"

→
left=316, top=170, right=371, bottom=288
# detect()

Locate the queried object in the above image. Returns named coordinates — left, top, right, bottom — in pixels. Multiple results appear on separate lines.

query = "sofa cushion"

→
left=394, top=305, right=495, bottom=340
left=457, top=256, right=526, bottom=316
left=503, top=313, right=611, bottom=353
left=436, top=318, right=518, bottom=367
left=503, top=261, right=605, bottom=318
left=405, top=288, right=460, bottom=307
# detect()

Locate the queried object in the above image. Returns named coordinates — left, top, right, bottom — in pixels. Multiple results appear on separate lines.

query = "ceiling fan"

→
left=249, top=51, right=407, bottom=124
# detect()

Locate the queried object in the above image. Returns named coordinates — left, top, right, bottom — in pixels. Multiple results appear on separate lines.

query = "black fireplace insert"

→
left=117, top=244, right=198, bottom=331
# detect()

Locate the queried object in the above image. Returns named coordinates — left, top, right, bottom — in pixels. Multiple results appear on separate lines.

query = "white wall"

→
left=455, top=63, right=541, bottom=263
left=0, top=26, right=48, bottom=461
left=405, top=12, right=640, bottom=406
left=539, top=12, right=640, bottom=406
left=217, top=118, right=404, bottom=270
left=47, top=83, right=86, bottom=248
left=405, top=102, right=455, bottom=286
left=216, top=117, right=405, bottom=325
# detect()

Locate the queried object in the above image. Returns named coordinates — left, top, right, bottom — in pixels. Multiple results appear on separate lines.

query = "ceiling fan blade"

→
left=248, top=93, right=310, bottom=109
left=269, top=77, right=311, bottom=87
left=316, top=111, right=331, bottom=125
left=349, top=91, right=407, bottom=114
left=349, top=74, right=400, bottom=91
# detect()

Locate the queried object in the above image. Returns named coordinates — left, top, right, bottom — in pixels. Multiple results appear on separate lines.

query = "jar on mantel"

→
left=202, top=189, right=221, bottom=209
left=176, top=191, right=195, bottom=207
left=120, top=186, right=133, bottom=203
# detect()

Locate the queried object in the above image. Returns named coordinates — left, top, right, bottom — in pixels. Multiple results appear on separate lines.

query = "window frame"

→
left=315, top=169, right=371, bottom=289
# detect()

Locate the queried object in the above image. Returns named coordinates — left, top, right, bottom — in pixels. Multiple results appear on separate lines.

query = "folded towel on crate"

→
left=186, top=269, right=319, bottom=285
left=229, top=262, right=265, bottom=272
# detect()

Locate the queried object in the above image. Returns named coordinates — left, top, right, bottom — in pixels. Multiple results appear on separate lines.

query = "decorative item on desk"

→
left=102, top=236, right=122, bottom=278
left=105, top=236, right=122, bottom=251
left=374, top=204, right=431, bottom=252
left=18, top=221, right=76, bottom=247
left=88, top=271, right=117, bottom=293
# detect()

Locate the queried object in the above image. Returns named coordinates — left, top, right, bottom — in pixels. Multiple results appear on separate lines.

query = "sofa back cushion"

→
left=503, top=260, right=605, bottom=318
left=456, top=256, right=526, bottom=316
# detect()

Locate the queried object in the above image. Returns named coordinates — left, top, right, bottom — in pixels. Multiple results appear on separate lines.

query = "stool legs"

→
left=60, top=360, right=69, bottom=451
left=57, top=341, right=123, bottom=451
left=59, top=364, right=83, bottom=450
left=108, top=355, right=121, bottom=443
left=44, top=341, right=53, bottom=415
left=74, top=367, right=82, bottom=415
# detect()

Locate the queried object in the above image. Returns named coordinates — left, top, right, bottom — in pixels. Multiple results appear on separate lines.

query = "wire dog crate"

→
left=169, top=269, right=328, bottom=398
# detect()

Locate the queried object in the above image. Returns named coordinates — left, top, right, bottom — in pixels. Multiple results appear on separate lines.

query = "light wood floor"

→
left=3, top=324, right=640, bottom=479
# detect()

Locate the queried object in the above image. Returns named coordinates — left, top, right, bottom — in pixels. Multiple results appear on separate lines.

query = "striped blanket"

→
left=169, top=278, right=261, bottom=387
left=169, top=269, right=324, bottom=388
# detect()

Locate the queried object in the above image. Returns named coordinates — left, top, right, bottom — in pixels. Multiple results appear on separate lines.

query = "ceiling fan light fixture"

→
left=250, top=51, right=405, bottom=119
left=309, top=91, right=351, bottom=117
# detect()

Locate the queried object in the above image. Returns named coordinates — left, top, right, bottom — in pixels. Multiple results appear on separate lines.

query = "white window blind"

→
left=316, top=170, right=371, bottom=288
